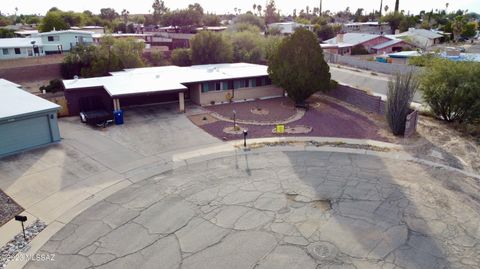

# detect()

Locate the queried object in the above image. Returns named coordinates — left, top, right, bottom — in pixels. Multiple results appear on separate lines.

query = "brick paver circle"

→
left=26, top=151, right=480, bottom=269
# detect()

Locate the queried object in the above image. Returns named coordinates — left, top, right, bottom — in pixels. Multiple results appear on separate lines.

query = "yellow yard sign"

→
left=276, top=124, right=285, bottom=134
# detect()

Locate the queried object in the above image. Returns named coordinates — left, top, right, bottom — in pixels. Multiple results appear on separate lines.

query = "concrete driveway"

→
left=0, top=104, right=219, bottom=246
left=24, top=150, right=480, bottom=269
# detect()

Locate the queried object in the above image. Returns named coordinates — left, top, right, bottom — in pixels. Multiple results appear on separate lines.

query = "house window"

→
left=14, top=48, right=21, bottom=54
left=222, top=82, right=229, bottom=90
left=234, top=80, right=246, bottom=89
left=249, top=79, right=256, bottom=87
left=47, top=36, right=59, bottom=42
left=28, top=49, right=33, bottom=56
left=202, top=82, right=209, bottom=93
left=2, top=48, right=8, bottom=55
left=215, top=82, right=221, bottom=91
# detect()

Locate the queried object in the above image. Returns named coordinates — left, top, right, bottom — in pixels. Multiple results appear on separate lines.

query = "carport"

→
left=0, top=79, right=61, bottom=157
left=63, top=74, right=188, bottom=119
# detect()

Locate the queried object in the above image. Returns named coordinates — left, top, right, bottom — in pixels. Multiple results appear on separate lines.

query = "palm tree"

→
left=253, top=4, right=257, bottom=13
left=452, top=16, right=464, bottom=41
left=384, top=5, right=389, bottom=13
left=257, top=5, right=262, bottom=16
left=379, top=0, right=383, bottom=16
left=319, top=0, right=323, bottom=15
left=395, top=0, right=399, bottom=13
left=234, top=7, right=238, bottom=15
left=446, top=3, right=449, bottom=12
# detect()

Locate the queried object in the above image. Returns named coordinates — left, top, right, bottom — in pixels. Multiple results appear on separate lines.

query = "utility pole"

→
left=379, top=0, right=383, bottom=16
left=319, top=0, right=323, bottom=15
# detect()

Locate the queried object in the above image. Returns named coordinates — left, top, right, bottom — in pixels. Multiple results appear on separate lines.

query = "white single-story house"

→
left=0, top=79, right=60, bottom=157
left=0, top=37, right=44, bottom=60
left=393, top=28, right=443, bottom=48
left=36, top=30, right=94, bottom=54
left=62, top=63, right=283, bottom=119
left=267, top=22, right=314, bottom=35
left=343, top=22, right=392, bottom=35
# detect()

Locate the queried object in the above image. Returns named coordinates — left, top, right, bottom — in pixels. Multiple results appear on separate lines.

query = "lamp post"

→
left=233, top=110, right=237, bottom=129
left=15, top=215, right=28, bottom=241
left=243, top=129, right=248, bottom=148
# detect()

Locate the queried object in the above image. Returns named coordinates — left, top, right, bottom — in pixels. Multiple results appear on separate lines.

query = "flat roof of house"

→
left=63, top=63, right=269, bottom=97
left=0, top=37, right=42, bottom=48
left=397, top=28, right=443, bottom=39
left=0, top=79, right=60, bottom=120
left=388, top=51, right=422, bottom=58
left=37, top=30, right=94, bottom=36
left=344, top=22, right=388, bottom=26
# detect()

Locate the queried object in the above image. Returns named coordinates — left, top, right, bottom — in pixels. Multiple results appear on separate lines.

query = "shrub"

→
left=351, top=44, right=369, bottom=55
left=40, top=79, right=64, bottom=93
left=385, top=71, right=419, bottom=135
left=170, top=48, right=192, bottom=66
left=408, top=54, right=436, bottom=67
left=419, top=59, right=480, bottom=123
left=190, top=31, right=233, bottom=64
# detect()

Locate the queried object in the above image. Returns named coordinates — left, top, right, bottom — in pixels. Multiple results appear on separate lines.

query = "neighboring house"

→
left=36, top=30, right=94, bottom=54
left=321, top=33, right=413, bottom=55
left=343, top=22, right=392, bottom=35
left=0, top=37, right=44, bottom=60
left=63, top=63, right=282, bottom=118
left=267, top=22, right=314, bottom=35
left=71, top=26, right=105, bottom=34
left=0, top=30, right=94, bottom=60
left=0, top=79, right=60, bottom=157
left=14, top=30, right=39, bottom=37
left=393, top=28, right=443, bottom=48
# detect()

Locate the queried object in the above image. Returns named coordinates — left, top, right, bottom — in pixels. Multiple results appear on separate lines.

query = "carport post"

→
left=113, top=99, right=121, bottom=111
left=179, top=92, right=185, bottom=113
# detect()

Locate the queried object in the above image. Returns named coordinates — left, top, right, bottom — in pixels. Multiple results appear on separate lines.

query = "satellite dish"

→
left=74, top=75, right=79, bottom=80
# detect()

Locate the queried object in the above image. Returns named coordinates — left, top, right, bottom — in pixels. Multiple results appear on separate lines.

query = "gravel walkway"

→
left=0, top=189, right=23, bottom=227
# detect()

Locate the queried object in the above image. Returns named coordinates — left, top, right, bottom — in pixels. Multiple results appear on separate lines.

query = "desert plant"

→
left=385, top=71, right=419, bottom=135
left=420, top=59, right=480, bottom=123
left=40, top=79, right=64, bottom=93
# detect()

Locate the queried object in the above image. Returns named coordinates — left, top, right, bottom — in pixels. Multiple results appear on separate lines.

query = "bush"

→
left=40, top=79, right=64, bottom=93
left=420, top=59, right=480, bottom=123
left=385, top=71, right=419, bottom=135
left=171, top=48, right=192, bottom=66
left=408, top=54, right=436, bottom=67
left=351, top=44, right=369, bottom=55
left=330, top=80, right=339, bottom=90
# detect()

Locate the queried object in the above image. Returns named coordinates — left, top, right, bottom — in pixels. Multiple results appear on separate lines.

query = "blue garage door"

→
left=0, top=115, right=52, bottom=156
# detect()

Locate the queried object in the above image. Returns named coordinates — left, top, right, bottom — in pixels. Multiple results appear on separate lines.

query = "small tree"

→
left=385, top=71, right=419, bottom=135
left=351, top=44, right=369, bottom=55
left=267, top=28, right=331, bottom=105
left=171, top=48, right=192, bottom=66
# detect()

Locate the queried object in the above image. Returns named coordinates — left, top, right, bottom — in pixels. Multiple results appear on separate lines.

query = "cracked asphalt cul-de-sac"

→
left=25, top=151, right=480, bottom=269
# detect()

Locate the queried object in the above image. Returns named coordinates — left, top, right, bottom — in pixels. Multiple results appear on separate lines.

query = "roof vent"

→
left=74, top=75, right=79, bottom=81
left=156, top=74, right=161, bottom=79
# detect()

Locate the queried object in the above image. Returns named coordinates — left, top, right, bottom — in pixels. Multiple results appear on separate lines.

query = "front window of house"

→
left=2, top=48, right=8, bottom=55
left=14, top=48, right=21, bottom=54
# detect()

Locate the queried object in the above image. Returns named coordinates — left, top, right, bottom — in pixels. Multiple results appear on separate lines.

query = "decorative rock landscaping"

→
left=1, top=220, right=46, bottom=269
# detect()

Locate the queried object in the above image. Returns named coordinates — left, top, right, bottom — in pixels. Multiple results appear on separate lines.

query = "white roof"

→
left=14, top=30, right=39, bottom=35
left=0, top=37, right=42, bottom=48
left=37, top=30, right=94, bottom=36
left=344, top=22, right=388, bottom=26
left=64, top=63, right=269, bottom=97
left=0, top=79, right=60, bottom=120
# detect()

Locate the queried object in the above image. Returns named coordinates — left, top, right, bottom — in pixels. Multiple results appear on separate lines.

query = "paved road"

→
left=26, top=151, right=480, bottom=269
left=330, top=66, right=424, bottom=103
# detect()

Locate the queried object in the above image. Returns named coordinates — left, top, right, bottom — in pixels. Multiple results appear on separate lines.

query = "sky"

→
left=2, top=0, right=479, bottom=16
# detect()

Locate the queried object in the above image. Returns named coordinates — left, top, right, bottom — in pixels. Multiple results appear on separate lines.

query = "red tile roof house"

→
left=321, top=33, right=414, bottom=55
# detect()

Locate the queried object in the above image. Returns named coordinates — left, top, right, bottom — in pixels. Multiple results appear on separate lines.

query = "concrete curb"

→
left=5, top=136, right=479, bottom=269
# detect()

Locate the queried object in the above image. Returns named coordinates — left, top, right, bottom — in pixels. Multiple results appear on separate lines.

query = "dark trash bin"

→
left=114, top=110, right=124, bottom=125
